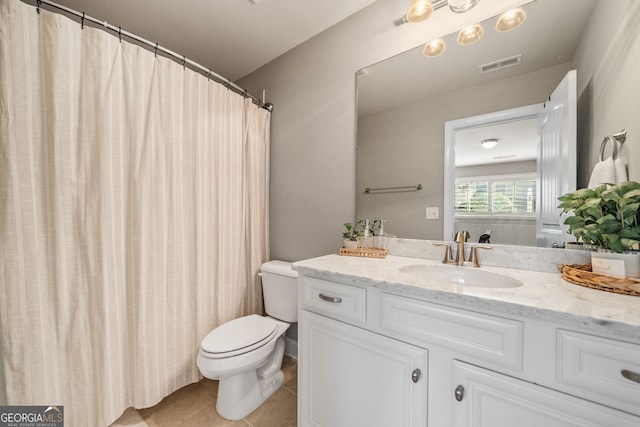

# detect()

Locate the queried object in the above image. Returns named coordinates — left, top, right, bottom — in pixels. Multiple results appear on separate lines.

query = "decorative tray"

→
left=339, top=247, right=388, bottom=259
left=559, top=264, right=640, bottom=296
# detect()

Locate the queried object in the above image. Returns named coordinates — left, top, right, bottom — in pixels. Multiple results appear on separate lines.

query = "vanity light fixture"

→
left=480, top=138, right=499, bottom=149
left=406, top=0, right=433, bottom=23
left=423, top=38, right=446, bottom=57
left=397, top=0, right=478, bottom=26
left=447, top=0, right=479, bottom=13
left=495, top=7, right=527, bottom=32
left=457, top=24, right=484, bottom=46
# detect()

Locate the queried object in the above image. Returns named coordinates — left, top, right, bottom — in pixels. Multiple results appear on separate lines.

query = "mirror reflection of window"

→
left=455, top=175, right=536, bottom=216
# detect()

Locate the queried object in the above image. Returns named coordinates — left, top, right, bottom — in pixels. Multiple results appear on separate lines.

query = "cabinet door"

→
left=299, top=311, right=428, bottom=427
left=451, top=360, right=640, bottom=427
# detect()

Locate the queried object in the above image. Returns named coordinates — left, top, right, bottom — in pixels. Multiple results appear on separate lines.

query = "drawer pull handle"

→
left=621, top=369, right=640, bottom=384
left=454, top=385, right=464, bottom=402
left=319, top=293, right=342, bottom=304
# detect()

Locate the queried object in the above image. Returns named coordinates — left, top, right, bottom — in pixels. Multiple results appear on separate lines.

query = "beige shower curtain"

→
left=0, top=1, right=270, bottom=425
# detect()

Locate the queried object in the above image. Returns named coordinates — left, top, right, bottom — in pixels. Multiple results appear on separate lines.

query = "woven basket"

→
left=339, top=247, right=388, bottom=259
left=559, top=264, right=640, bottom=296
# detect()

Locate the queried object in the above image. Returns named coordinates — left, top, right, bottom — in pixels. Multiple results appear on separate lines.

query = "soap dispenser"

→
left=375, top=219, right=389, bottom=249
left=362, top=218, right=373, bottom=248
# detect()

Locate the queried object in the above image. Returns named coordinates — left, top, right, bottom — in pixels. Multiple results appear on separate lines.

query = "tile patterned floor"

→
left=136, top=356, right=297, bottom=427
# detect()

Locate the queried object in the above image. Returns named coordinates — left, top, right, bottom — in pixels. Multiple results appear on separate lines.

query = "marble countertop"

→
left=293, top=254, right=640, bottom=341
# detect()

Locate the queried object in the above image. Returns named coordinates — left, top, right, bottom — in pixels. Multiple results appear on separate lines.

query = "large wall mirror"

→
left=356, top=0, right=639, bottom=246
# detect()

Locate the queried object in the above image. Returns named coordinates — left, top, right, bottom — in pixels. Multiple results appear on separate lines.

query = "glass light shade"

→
left=406, top=0, right=433, bottom=23
left=495, top=7, right=527, bottom=32
left=457, top=24, right=484, bottom=46
left=480, top=138, right=499, bottom=149
left=423, top=38, right=446, bottom=57
left=447, top=0, right=479, bottom=13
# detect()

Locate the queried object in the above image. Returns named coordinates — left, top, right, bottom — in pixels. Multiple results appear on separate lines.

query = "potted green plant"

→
left=558, top=181, right=640, bottom=278
left=342, top=220, right=363, bottom=249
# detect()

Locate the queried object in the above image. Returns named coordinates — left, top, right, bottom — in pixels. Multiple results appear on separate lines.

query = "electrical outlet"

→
left=426, top=207, right=439, bottom=220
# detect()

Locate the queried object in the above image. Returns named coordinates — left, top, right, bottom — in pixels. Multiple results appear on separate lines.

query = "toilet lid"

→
left=200, top=314, right=277, bottom=355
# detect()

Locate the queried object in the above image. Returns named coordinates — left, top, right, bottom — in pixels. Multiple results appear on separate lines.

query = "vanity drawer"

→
left=380, top=293, right=523, bottom=370
left=301, top=277, right=366, bottom=326
left=557, top=330, right=640, bottom=416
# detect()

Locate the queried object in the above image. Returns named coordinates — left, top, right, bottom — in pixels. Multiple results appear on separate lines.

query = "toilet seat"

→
left=200, top=314, right=278, bottom=359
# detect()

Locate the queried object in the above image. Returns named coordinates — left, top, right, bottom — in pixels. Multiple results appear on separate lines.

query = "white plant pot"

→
left=591, top=250, right=640, bottom=279
left=343, top=239, right=358, bottom=249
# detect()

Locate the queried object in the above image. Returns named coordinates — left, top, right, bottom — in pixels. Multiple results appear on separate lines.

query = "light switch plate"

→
left=426, top=207, right=439, bottom=220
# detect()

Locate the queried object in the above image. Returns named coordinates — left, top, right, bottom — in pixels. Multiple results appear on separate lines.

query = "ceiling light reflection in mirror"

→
left=357, top=0, right=593, bottom=118
left=496, top=7, right=527, bottom=32
left=423, top=38, right=447, bottom=57
left=457, top=24, right=485, bottom=46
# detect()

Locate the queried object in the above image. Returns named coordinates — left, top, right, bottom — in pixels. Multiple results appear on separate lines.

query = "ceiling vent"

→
left=479, top=54, right=522, bottom=75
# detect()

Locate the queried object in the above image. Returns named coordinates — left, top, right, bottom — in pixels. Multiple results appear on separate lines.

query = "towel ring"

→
left=612, top=129, right=627, bottom=145
left=599, top=135, right=618, bottom=161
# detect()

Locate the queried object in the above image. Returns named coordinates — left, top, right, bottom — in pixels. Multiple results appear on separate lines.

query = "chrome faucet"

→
left=453, top=230, right=470, bottom=266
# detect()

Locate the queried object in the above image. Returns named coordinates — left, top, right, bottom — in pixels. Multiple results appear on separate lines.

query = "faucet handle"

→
left=433, top=242, right=453, bottom=264
left=454, top=230, right=470, bottom=243
left=468, top=245, right=492, bottom=267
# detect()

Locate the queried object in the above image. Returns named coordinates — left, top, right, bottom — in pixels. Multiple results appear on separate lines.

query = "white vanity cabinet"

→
left=451, top=361, right=640, bottom=427
left=297, top=273, right=640, bottom=427
left=298, top=277, right=428, bottom=427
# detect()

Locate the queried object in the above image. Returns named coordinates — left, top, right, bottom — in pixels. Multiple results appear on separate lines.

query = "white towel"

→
left=588, top=136, right=628, bottom=188
left=588, top=156, right=616, bottom=188
left=588, top=156, right=628, bottom=188
left=615, top=155, right=628, bottom=183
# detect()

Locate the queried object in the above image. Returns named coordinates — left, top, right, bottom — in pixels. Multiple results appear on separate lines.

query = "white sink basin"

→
left=399, top=264, right=523, bottom=289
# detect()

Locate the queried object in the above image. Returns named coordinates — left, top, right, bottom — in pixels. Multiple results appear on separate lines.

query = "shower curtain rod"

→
left=31, top=0, right=274, bottom=112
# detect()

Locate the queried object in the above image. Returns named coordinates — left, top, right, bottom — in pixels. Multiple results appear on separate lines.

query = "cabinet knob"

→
left=454, top=385, right=464, bottom=402
left=411, top=368, right=421, bottom=383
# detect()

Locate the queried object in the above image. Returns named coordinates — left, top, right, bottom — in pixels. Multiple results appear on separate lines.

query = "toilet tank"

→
left=260, top=260, right=298, bottom=322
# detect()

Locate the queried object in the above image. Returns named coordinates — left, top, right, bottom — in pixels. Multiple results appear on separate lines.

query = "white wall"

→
left=574, top=0, right=640, bottom=187
left=239, top=0, right=527, bottom=261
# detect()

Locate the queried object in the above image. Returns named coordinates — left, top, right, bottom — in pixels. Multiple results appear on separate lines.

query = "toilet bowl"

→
left=196, top=260, right=298, bottom=420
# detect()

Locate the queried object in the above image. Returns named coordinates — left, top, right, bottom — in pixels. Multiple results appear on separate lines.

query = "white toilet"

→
left=196, top=260, right=298, bottom=420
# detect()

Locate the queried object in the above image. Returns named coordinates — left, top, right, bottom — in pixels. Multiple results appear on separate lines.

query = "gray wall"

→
left=356, top=64, right=567, bottom=240
left=574, top=0, right=640, bottom=187
left=239, top=0, right=525, bottom=262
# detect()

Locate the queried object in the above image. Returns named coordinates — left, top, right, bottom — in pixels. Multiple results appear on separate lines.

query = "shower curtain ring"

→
left=36, top=0, right=41, bottom=14
left=206, top=70, right=212, bottom=81
left=118, top=26, right=122, bottom=42
left=182, top=56, right=186, bottom=69
left=154, top=43, right=158, bottom=57
left=81, top=12, right=85, bottom=29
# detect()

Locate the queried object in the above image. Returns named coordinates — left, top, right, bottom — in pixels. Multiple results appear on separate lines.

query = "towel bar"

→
left=364, top=184, right=423, bottom=194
